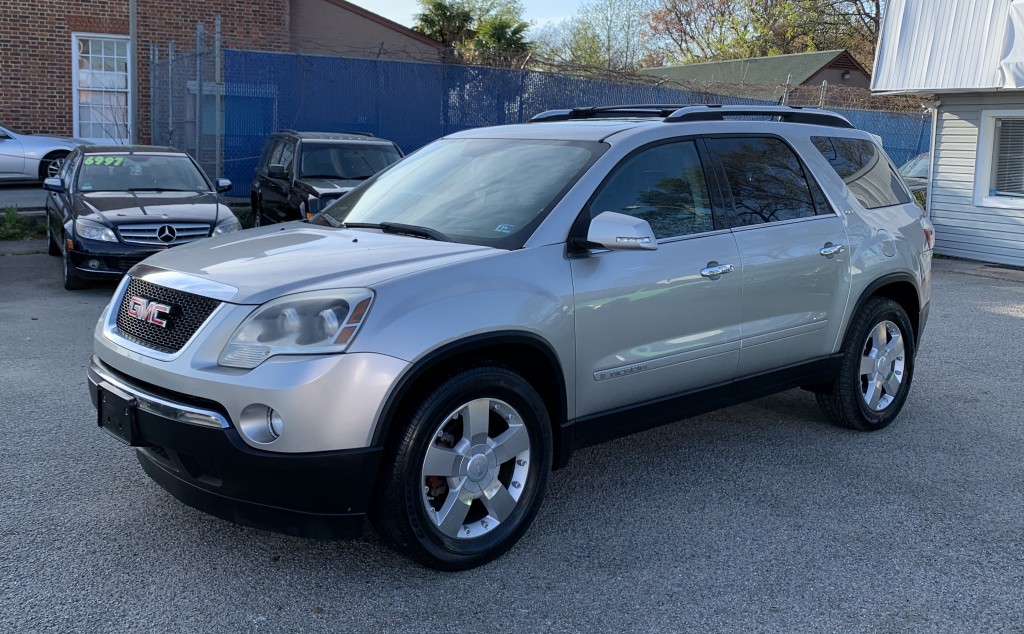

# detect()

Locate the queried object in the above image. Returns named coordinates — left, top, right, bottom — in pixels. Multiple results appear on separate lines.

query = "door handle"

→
left=820, top=243, right=845, bottom=258
left=700, top=262, right=735, bottom=279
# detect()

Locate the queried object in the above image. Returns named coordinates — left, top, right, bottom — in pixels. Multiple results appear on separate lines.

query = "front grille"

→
left=117, top=223, right=211, bottom=246
left=116, top=277, right=220, bottom=353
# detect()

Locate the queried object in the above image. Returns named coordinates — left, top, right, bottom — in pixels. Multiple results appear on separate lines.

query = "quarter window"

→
left=811, top=136, right=911, bottom=209
left=589, top=140, right=714, bottom=239
left=707, top=137, right=818, bottom=226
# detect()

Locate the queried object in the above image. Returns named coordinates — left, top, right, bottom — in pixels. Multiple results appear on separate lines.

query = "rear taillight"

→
left=923, top=223, right=935, bottom=250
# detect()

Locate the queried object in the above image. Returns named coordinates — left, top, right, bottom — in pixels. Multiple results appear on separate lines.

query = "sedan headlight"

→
left=218, top=289, right=374, bottom=369
left=74, top=218, right=117, bottom=242
left=213, top=217, right=242, bottom=235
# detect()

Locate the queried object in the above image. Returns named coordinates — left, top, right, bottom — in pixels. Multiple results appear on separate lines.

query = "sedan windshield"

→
left=298, top=143, right=401, bottom=179
left=76, top=154, right=210, bottom=192
left=319, top=138, right=605, bottom=248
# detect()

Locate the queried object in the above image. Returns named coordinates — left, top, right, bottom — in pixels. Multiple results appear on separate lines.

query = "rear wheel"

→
left=817, top=297, right=915, bottom=431
left=39, top=151, right=68, bottom=181
left=252, top=196, right=264, bottom=227
left=375, top=366, right=552, bottom=570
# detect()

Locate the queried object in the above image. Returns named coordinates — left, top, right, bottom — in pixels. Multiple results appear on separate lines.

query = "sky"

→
left=347, top=0, right=581, bottom=30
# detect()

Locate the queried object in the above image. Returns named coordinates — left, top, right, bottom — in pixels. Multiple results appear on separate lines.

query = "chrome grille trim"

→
left=117, top=223, right=211, bottom=245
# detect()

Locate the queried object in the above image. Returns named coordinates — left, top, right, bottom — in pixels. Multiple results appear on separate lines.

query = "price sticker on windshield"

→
left=84, top=156, right=126, bottom=166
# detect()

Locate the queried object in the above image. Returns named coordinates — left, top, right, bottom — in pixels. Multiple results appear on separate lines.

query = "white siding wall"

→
left=932, top=93, right=1024, bottom=266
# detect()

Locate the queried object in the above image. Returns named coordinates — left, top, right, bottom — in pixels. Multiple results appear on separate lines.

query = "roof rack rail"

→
left=344, top=131, right=376, bottom=137
left=528, top=104, right=853, bottom=129
left=529, top=105, right=694, bottom=122
left=664, top=105, right=853, bottom=128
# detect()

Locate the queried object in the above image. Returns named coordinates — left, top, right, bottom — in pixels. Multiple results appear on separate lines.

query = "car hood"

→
left=297, top=177, right=362, bottom=196
left=135, top=223, right=498, bottom=304
left=75, top=191, right=227, bottom=225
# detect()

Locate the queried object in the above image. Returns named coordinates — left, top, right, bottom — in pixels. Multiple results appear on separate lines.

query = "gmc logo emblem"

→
left=127, top=296, right=173, bottom=328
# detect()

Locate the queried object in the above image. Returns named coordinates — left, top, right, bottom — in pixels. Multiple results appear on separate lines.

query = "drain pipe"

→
left=921, top=99, right=941, bottom=218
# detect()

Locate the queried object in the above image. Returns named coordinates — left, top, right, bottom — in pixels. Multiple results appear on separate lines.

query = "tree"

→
left=414, top=0, right=532, bottom=66
left=648, top=0, right=885, bottom=68
left=534, top=0, right=659, bottom=72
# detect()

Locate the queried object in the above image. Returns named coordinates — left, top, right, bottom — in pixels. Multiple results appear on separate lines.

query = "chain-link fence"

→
left=149, top=19, right=223, bottom=181
left=150, top=29, right=930, bottom=199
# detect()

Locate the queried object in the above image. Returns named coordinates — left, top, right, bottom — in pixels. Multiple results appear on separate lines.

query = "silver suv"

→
left=88, top=105, right=933, bottom=570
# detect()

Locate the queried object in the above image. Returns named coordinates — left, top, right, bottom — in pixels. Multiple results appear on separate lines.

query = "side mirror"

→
left=215, top=178, right=232, bottom=193
left=268, top=164, right=288, bottom=179
left=300, top=196, right=322, bottom=220
left=43, top=177, right=66, bottom=193
left=586, top=211, right=657, bottom=251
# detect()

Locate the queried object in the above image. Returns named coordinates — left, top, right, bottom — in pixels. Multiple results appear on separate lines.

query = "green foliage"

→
left=0, top=207, right=45, bottom=241
left=415, top=0, right=532, bottom=64
left=475, top=16, right=531, bottom=54
left=414, top=0, right=474, bottom=48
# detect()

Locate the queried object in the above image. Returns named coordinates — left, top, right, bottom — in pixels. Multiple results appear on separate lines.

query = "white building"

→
left=874, top=0, right=1024, bottom=266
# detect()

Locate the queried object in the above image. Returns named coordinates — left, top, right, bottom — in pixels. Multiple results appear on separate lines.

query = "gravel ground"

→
left=2, top=248, right=1023, bottom=633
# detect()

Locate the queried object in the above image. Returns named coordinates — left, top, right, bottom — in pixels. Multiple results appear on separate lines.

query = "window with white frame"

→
left=976, top=109, right=1024, bottom=208
left=73, top=34, right=130, bottom=144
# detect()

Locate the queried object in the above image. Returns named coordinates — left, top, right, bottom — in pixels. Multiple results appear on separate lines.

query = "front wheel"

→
left=62, top=241, right=88, bottom=291
left=817, top=297, right=915, bottom=431
left=375, top=366, right=552, bottom=570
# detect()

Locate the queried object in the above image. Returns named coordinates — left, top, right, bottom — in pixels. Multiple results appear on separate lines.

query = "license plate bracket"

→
left=97, top=382, right=142, bottom=446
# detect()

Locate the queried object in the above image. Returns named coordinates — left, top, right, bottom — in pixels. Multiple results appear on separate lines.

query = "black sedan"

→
left=44, top=146, right=242, bottom=290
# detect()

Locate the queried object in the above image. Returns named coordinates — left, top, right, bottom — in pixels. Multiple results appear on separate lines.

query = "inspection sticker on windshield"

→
left=84, top=156, right=125, bottom=166
left=495, top=223, right=515, bottom=234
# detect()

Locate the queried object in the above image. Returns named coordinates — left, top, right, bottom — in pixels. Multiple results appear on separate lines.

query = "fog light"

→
left=267, top=408, right=284, bottom=439
left=238, top=404, right=283, bottom=444
left=88, top=259, right=101, bottom=269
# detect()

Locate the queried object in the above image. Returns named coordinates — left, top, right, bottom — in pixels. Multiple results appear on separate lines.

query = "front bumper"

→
left=88, top=359, right=382, bottom=539
left=69, top=245, right=161, bottom=279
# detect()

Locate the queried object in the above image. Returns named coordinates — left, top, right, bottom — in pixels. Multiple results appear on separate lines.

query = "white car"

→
left=0, top=124, right=86, bottom=182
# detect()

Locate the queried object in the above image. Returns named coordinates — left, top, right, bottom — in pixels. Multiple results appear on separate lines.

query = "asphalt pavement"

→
left=0, top=184, right=47, bottom=211
left=2, top=247, right=1024, bottom=633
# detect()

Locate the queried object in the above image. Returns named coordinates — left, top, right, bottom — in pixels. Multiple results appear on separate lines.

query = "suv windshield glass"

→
left=76, top=154, right=209, bottom=192
left=319, top=138, right=604, bottom=248
left=299, top=143, right=401, bottom=179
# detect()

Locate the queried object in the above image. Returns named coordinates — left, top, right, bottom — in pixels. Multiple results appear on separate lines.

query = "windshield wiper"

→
left=125, top=188, right=198, bottom=192
left=300, top=174, right=370, bottom=180
left=344, top=221, right=451, bottom=242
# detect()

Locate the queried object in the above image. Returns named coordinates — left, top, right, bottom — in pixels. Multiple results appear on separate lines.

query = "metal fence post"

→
left=195, top=21, right=204, bottom=166
left=168, top=41, right=174, bottom=148
left=215, top=16, right=223, bottom=179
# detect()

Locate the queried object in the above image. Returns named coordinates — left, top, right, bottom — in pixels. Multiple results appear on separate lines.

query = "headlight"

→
left=213, top=217, right=242, bottom=235
left=218, top=289, right=374, bottom=369
left=74, top=218, right=117, bottom=242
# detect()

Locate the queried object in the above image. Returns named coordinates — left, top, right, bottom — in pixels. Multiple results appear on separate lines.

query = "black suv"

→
left=250, top=130, right=403, bottom=226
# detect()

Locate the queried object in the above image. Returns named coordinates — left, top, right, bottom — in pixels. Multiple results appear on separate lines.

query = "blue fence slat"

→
left=222, top=50, right=930, bottom=198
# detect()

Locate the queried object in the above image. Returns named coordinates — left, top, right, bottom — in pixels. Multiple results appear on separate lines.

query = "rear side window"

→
left=811, top=136, right=911, bottom=209
left=706, top=136, right=819, bottom=226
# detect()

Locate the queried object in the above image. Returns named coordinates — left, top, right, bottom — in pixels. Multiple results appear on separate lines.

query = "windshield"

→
left=298, top=143, right=401, bottom=179
left=899, top=152, right=929, bottom=179
left=318, top=138, right=605, bottom=248
left=76, top=154, right=210, bottom=192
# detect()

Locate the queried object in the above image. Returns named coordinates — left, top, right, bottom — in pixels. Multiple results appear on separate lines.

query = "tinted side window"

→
left=279, top=142, right=295, bottom=173
left=589, top=140, right=714, bottom=239
left=707, top=136, right=818, bottom=226
left=257, top=138, right=277, bottom=169
left=268, top=140, right=286, bottom=167
left=811, top=136, right=911, bottom=209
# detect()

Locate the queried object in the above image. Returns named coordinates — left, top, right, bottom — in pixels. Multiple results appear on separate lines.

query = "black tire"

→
left=39, top=151, right=68, bottom=181
left=47, top=216, right=60, bottom=256
left=817, top=297, right=915, bottom=431
left=61, top=240, right=88, bottom=291
left=375, top=366, right=552, bottom=571
left=252, top=197, right=263, bottom=227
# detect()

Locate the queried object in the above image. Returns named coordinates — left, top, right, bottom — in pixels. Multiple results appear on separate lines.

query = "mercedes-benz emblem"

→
left=156, top=225, right=177, bottom=243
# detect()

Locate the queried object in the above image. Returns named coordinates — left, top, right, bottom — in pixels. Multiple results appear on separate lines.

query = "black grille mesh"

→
left=116, top=278, right=220, bottom=353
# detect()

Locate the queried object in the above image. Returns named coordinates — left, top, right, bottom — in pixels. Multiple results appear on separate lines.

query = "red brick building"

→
left=0, top=0, right=440, bottom=143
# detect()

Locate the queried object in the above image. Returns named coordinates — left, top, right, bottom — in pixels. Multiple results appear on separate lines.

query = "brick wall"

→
left=0, top=1, right=289, bottom=143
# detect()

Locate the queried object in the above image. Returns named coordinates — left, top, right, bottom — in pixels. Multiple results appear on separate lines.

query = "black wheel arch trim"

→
left=846, top=272, right=924, bottom=346
left=370, top=331, right=569, bottom=465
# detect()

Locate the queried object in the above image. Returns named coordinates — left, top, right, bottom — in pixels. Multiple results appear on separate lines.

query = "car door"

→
left=0, top=127, right=25, bottom=178
left=47, top=151, right=78, bottom=241
left=259, top=139, right=291, bottom=221
left=705, top=135, right=852, bottom=376
left=571, top=138, right=743, bottom=419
